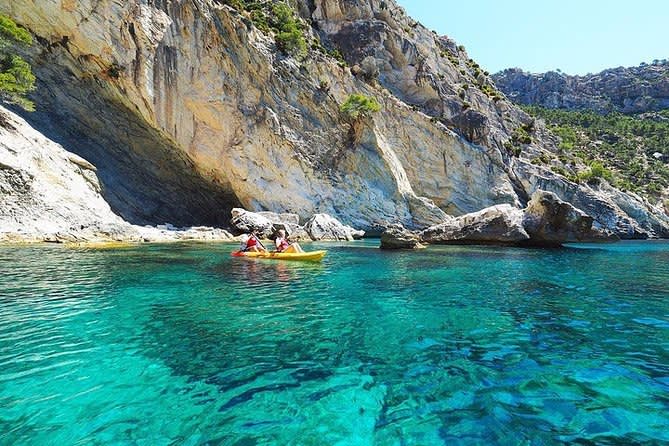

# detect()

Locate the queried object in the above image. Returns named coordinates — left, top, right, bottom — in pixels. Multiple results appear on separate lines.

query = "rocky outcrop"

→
left=493, top=62, right=669, bottom=114
left=230, top=208, right=363, bottom=241
left=419, top=190, right=617, bottom=246
left=0, top=105, right=130, bottom=242
left=512, top=161, right=669, bottom=238
left=380, top=224, right=425, bottom=249
left=0, top=106, right=234, bottom=243
left=420, top=205, right=529, bottom=245
left=304, top=213, right=365, bottom=241
left=522, top=191, right=616, bottom=245
left=230, top=208, right=276, bottom=238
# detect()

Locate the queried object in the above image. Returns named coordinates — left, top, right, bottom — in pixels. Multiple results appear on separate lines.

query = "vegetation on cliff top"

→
left=0, top=15, right=35, bottom=111
left=524, top=105, right=669, bottom=200
left=221, top=0, right=307, bottom=58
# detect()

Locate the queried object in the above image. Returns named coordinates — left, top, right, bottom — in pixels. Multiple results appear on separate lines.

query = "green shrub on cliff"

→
left=270, top=2, right=307, bottom=58
left=576, top=161, right=614, bottom=184
left=0, top=15, right=35, bottom=111
left=340, top=94, right=381, bottom=120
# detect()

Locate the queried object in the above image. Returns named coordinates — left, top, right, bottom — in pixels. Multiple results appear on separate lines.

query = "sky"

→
left=397, top=0, right=669, bottom=75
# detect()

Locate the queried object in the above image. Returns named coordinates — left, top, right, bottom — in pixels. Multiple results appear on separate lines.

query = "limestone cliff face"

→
left=1, top=0, right=668, bottom=237
left=0, top=105, right=130, bottom=241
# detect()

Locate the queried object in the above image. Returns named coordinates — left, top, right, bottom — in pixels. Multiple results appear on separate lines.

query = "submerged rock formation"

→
left=0, top=0, right=667, bottom=241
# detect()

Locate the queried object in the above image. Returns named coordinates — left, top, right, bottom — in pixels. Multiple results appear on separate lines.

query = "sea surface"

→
left=0, top=240, right=668, bottom=445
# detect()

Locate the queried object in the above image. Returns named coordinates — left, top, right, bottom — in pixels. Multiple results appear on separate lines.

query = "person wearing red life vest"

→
left=274, top=229, right=304, bottom=253
left=240, top=231, right=267, bottom=252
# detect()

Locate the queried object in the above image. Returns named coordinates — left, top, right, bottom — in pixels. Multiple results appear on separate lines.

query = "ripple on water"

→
left=0, top=241, right=668, bottom=444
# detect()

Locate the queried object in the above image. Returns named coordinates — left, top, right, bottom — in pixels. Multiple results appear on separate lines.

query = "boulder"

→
left=304, top=213, right=365, bottom=241
left=420, top=205, right=529, bottom=245
left=256, top=211, right=310, bottom=240
left=380, top=224, right=425, bottom=249
left=522, top=190, right=618, bottom=245
left=230, top=208, right=311, bottom=240
left=229, top=208, right=275, bottom=237
left=257, top=211, right=300, bottom=226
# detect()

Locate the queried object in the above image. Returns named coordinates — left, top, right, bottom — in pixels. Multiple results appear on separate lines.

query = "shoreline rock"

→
left=380, top=224, right=425, bottom=249
left=522, top=191, right=617, bottom=246
left=420, top=204, right=529, bottom=245
left=230, top=208, right=365, bottom=242
left=0, top=224, right=235, bottom=244
left=417, top=190, right=619, bottom=247
left=304, top=213, right=365, bottom=241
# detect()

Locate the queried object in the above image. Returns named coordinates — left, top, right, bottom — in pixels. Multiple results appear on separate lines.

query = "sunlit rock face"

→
left=493, top=64, right=669, bottom=114
left=1, top=0, right=667, bottom=238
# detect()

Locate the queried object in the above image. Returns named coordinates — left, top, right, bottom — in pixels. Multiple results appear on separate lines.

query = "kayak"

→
left=231, top=250, right=327, bottom=262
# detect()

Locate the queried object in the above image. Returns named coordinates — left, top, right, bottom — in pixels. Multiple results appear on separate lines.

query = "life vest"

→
left=246, top=236, right=258, bottom=249
left=276, top=237, right=290, bottom=252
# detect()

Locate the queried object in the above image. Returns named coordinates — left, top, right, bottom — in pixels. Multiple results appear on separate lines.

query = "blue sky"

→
left=397, top=0, right=668, bottom=75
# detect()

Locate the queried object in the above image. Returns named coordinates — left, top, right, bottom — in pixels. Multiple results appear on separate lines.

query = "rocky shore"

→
left=0, top=104, right=657, bottom=248
left=381, top=190, right=617, bottom=249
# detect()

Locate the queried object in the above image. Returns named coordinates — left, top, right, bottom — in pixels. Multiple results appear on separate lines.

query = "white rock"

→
left=304, top=213, right=365, bottom=241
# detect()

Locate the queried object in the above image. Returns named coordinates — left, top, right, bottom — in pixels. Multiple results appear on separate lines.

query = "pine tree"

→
left=0, top=15, right=35, bottom=111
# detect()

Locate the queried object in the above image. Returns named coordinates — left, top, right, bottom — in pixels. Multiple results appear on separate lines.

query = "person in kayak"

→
left=240, top=232, right=267, bottom=252
left=274, top=229, right=304, bottom=253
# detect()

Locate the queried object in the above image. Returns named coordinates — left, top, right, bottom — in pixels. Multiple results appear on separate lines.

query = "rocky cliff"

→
left=493, top=62, right=669, bottom=114
left=1, top=0, right=668, bottom=241
left=0, top=105, right=236, bottom=242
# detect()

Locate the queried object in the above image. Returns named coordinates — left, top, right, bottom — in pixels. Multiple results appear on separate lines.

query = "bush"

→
left=0, top=15, right=35, bottom=110
left=270, top=2, right=306, bottom=58
left=576, top=161, right=613, bottom=185
left=250, top=9, right=270, bottom=32
left=0, top=15, right=31, bottom=45
left=276, top=26, right=306, bottom=57
left=340, top=93, right=381, bottom=120
left=511, top=125, right=532, bottom=145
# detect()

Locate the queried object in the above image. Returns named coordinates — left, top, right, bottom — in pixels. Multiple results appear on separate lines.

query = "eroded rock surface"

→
left=522, top=191, right=617, bottom=245
left=420, top=190, right=618, bottom=246
left=0, top=106, right=234, bottom=243
left=305, top=213, right=365, bottom=241
left=420, top=205, right=529, bottom=245
left=380, top=224, right=425, bottom=249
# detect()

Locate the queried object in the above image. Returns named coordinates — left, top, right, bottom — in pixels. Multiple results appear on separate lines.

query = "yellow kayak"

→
left=66, top=241, right=135, bottom=249
left=231, top=250, right=327, bottom=262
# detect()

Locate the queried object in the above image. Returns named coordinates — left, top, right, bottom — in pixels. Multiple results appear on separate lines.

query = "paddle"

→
left=252, top=232, right=268, bottom=251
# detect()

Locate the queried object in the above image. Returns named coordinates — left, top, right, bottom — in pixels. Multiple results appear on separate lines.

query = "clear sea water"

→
left=0, top=240, right=668, bottom=445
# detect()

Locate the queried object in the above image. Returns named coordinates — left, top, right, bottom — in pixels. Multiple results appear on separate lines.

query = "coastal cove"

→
left=1, top=240, right=667, bottom=444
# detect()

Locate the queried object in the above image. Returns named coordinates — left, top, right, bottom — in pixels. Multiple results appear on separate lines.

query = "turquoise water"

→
left=1, top=240, right=668, bottom=445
